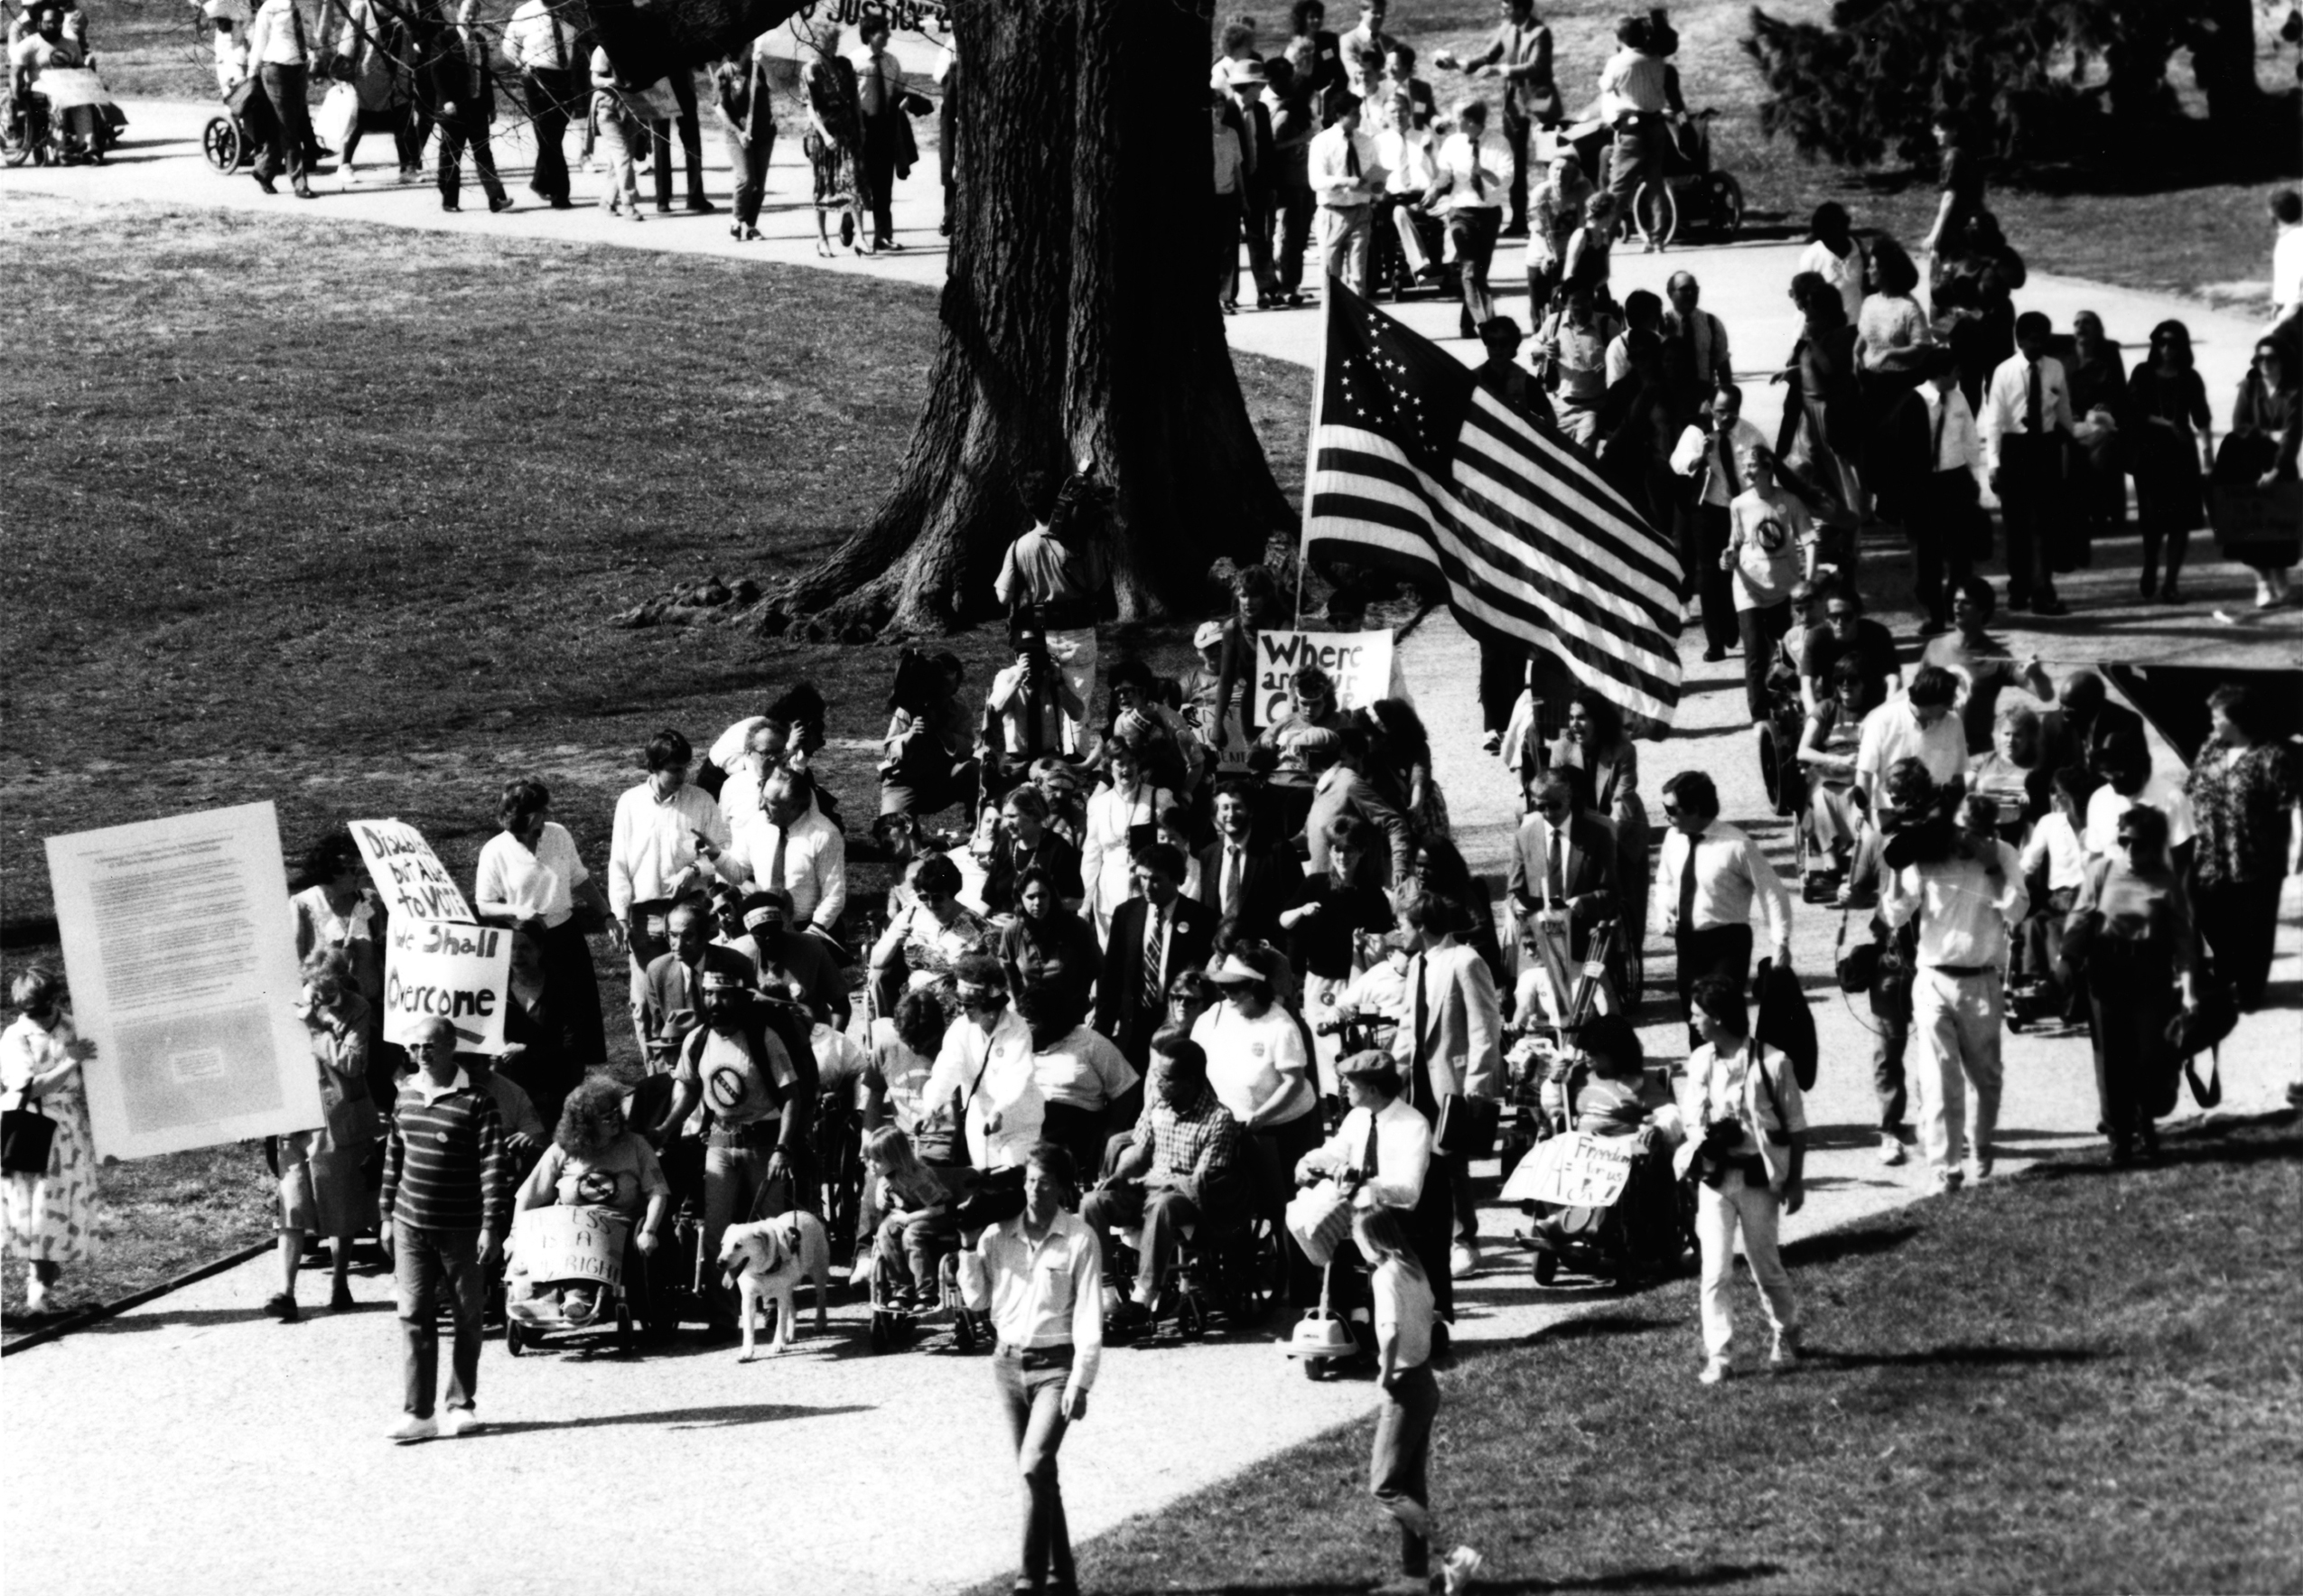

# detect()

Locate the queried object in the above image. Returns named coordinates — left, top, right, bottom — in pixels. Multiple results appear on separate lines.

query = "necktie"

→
left=872, top=52, right=885, bottom=117
left=1345, top=135, right=1360, bottom=178
left=1933, top=395, right=1948, bottom=469
left=1677, top=832, right=1700, bottom=936
left=767, top=829, right=788, bottom=891
left=1361, top=1107, right=1381, bottom=1178
left=549, top=7, right=567, bottom=68
left=1469, top=134, right=1485, bottom=199
left=1717, top=430, right=1741, bottom=498
left=288, top=0, right=306, bottom=57
left=1223, top=845, right=1245, bottom=917
left=2025, top=362, right=2042, bottom=434
left=1141, top=907, right=1165, bottom=1012
left=1546, top=828, right=1564, bottom=904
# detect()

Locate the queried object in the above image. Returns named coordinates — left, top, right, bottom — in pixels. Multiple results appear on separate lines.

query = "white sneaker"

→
left=1878, top=1133, right=1906, bottom=1165
left=387, top=1414, right=438, bottom=1444
left=1769, top=1328, right=1801, bottom=1371
left=1698, top=1356, right=1730, bottom=1386
left=438, top=1406, right=483, bottom=1438
left=1450, top=1240, right=1480, bottom=1279
left=1441, top=1545, right=1486, bottom=1593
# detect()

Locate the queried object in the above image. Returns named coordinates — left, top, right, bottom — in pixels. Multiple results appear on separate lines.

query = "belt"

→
left=996, top=1343, right=1075, bottom=1370
left=1926, top=963, right=1993, bottom=976
left=1032, top=599, right=1096, bottom=632
left=707, top=1118, right=781, bottom=1149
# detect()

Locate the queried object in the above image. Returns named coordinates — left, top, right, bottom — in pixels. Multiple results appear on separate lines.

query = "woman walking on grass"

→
left=1360, top=1204, right=1482, bottom=1595
left=3, top=966, right=98, bottom=1317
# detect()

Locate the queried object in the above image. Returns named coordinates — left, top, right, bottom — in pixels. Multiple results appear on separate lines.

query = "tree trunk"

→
left=592, top=0, right=1296, bottom=636
left=2186, top=0, right=2266, bottom=129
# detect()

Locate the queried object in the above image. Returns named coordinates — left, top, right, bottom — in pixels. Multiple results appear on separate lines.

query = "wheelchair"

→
left=3, top=74, right=112, bottom=166
left=1099, top=1186, right=1285, bottom=1344
left=813, top=1088, right=867, bottom=1264
left=1559, top=108, right=1743, bottom=251
left=864, top=1245, right=994, bottom=1354
left=502, top=1206, right=655, bottom=1357
left=201, top=106, right=254, bottom=172
left=1368, top=193, right=1452, bottom=305
left=1514, top=1067, right=1696, bottom=1289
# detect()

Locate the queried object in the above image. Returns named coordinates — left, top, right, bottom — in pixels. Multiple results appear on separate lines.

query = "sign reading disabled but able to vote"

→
left=1499, top=1131, right=1636, bottom=1209
left=383, top=919, right=510, bottom=1051
left=1254, top=629, right=1395, bottom=728
left=349, top=817, right=473, bottom=923
left=44, top=802, right=323, bottom=1161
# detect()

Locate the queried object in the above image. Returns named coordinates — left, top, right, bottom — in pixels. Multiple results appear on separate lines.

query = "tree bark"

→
left=592, top=0, right=1297, bottom=636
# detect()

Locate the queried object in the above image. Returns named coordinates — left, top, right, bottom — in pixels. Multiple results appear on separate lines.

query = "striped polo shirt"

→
left=381, top=1070, right=511, bottom=1234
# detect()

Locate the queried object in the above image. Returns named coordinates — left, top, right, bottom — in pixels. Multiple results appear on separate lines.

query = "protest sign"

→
left=512, top=1204, right=629, bottom=1287
left=382, top=918, right=510, bottom=1050
left=1254, top=629, right=1395, bottom=727
left=1499, top=1131, right=1636, bottom=1209
left=350, top=817, right=473, bottom=923
left=44, top=802, right=323, bottom=1161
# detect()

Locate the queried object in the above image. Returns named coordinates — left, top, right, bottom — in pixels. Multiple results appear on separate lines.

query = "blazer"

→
left=639, top=944, right=757, bottom=1056
left=1304, top=763, right=1413, bottom=887
left=1464, top=19, right=1557, bottom=123
left=1191, top=839, right=1305, bottom=944
left=1094, top=894, right=1216, bottom=1064
left=1391, top=942, right=1504, bottom=1108
left=1506, top=810, right=1620, bottom=946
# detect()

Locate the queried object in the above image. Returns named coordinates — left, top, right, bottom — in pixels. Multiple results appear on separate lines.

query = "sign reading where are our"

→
left=350, top=817, right=473, bottom=923
left=1254, top=629, right=1395, bottom=729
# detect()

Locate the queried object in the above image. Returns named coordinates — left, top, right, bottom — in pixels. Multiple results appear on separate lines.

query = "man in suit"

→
left=1301, top=727, right=1413, bottom=889
left=1980, top=310, right=2075, bottom=616
left=639, top=898, right=758, bottom=1072
left=1195, top=781, right=1305, bottom=942
left=2047, top=669, right=2140, bottom=791
left=1390, top=891, right=1504, bottom=1315
left=1448, top=0, right=1555, bottom=236
left=1094, top=844, right=1216, bottom=1068
left=849, top=11, right=907, bottom=251
left=1506, top=770, right=1620, bottom=962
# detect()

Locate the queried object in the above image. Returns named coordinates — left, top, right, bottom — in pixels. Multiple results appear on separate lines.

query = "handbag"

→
left=1434, top=1092, right=1501, bottom=1161
left=1284, top=1179, right=1355, bottom=1267
left=2, top=1099, right=56, bottom=1176
left=2165, top=982, right=2237, bottom=1063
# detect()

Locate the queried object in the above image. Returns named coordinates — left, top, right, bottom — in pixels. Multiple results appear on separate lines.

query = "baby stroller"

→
left=503, top=1205, right=649, bottom=1356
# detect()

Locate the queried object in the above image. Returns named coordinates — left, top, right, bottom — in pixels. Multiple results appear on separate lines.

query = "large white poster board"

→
left=382, top=919, right=510, bottom=1051
left=349, top=817, right=473, bottom=923
left=44, top=802, right=322, bottom=1162
left=1254, top=629, right=1395, bottom=727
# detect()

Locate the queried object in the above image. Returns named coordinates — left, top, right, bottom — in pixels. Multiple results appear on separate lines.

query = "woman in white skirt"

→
left=3, top=966, right=99, bottom=1314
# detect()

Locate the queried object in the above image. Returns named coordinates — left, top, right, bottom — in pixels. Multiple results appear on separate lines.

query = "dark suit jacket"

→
left=984, top=829, right=1085, bottom=916
left=1304, top=764, right=1413, bottom=888
left=1094, top=894, right=1216, bottom=1064
left=639, top=944, right=757, bottom=1058
left=1191, top=840, right=1304, bottom=944
left=1506, top=811, right=1620, bottom=954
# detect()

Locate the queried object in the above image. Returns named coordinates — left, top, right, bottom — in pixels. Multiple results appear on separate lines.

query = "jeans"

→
left=1737, top=600, right=1792, bottom=723
left=1606, top=114, right=1661, bottom=210
left=1694, top=1165, right=1795, bottom=1358
left=593, top=106, right=642, bottom=209
left=702, top=1132, right=791, bottom=1314
left=1871, top=1014, right=1907, bottom=1130
left=993, top=1346, right=1075, bottom=1591
left=724, top=126, right=774, bottom=228
left=1369, top=1361, right=1439, bottom=1577
left=255, top=62, right=312, bottom=184
left=1911, top=966, right=2004, bottom=1173
left=395, top=1221, right=483, bottom=1418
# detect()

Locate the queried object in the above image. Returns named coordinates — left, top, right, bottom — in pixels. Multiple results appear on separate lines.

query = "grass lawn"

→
left=1008, top=1114, right=2303, bottom=1596
left=0, top=190, right=1310, bottom=1321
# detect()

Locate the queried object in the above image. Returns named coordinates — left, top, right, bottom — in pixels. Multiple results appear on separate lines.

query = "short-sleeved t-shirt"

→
left=865, top=1017, right=937, bottom=1133
left=677, top=1024, right=795, bottom=1130
left=533, top=1133, right=669, bottom=1219
left=1801, top=617, right=1900, bottom=702
left=1728, top=490, right=1811, bottom=611
left=1920, top=632, right=2027, bottom=753
left=1192, top=1004, right=1313, bottom=1126
left=1030, top=1025, right=1140, bottom=1113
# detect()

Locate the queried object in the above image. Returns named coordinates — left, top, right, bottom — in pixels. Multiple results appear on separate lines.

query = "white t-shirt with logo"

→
left=1727, top=488, right=1812, bottom=611
left=1192, top=1004, right=1313, bottom=1127
left=678, top=1024, right=796, bottom=1132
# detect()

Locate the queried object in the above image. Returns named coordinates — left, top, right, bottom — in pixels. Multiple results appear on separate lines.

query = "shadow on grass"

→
left=1809, top=1342, right=2102, bottom=1371
left=1090, top=1565, right=1786, bottom=1595
left=1779, top=1222, right=1918, bottom=1268
left=479, top=1401, right=874, bottom=1435
left=2026, top=1129, right=2303, bottom=1182
left=1525, top=1311, right=1676, bottom=1343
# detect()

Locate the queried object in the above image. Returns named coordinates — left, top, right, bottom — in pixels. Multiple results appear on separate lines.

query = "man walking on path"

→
left=504, top=0, right=579, bottom=206
left=380, top=1017, right=510, bottom=1442
left=1655, top=770, right=1792, bottom=1050
left=1981, top=311, right=2075, bottom=617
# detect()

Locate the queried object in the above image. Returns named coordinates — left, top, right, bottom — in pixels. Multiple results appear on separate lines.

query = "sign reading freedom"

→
left=350, top=817, right=474, bottom=923
left=383, top=919, right=509, bottom=1051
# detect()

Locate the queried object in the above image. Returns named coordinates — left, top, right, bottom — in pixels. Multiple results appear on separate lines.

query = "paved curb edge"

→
left=1, top=1238, right=271, bottom=1358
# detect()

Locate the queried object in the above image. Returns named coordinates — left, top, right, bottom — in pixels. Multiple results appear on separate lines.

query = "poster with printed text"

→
left=45, top=802, right=323, bottom=1161
left=349, top=817, right=474, bottom=923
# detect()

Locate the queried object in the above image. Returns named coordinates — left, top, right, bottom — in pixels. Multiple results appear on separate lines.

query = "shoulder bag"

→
left=2, top=1097, right=56, bottom=1176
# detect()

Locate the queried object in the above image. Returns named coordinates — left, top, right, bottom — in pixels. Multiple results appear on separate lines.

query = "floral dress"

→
left=803, top=52, right=862, bottom=209
left=3, top=1013, right=98, bottom=1266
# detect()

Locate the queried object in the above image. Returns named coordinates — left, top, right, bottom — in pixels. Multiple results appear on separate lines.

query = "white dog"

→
left=717, top=1211, right=832, bottom=1361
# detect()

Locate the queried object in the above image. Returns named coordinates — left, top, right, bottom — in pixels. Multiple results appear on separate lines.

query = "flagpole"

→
left=1296, top=280, right=1335, bottom=627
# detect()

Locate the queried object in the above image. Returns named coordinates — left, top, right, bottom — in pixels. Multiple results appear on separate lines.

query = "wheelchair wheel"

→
left=2, top=113, right=31, bottom=167
left=202, top=114, right=241, bottom=173
left=868, top=1311, right=891, bottom=1353
left=505, top=1320, right=528, bottom=1357
left=1177, top=1293, right=1207, bottom=1340
left=1533, top=1250, right=1560, bottom=1287
left=1632, top=180, right=1679, bottom=249
left=616, top=1303, right=636, bottom=1354
left=1703, top=172, right=1744, bottom=238
left=953, top=1308, right=978, bottom=1353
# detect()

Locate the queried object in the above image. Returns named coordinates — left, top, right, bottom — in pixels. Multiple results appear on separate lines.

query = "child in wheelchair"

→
left=863, top=1125, right=961, bottom=1311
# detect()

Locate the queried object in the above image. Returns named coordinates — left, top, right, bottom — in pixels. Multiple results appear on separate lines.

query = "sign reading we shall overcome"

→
left=350, top=817, right=473, bottom=923
left=382, top=919, right=510, bottom=1051
left=44, top=802, right=322, bottom=1161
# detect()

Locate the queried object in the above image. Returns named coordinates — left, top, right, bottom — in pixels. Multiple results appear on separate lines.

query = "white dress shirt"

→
left=2273, top=224, right=2303, bottom=320
left=2083, top=775, right=2196, bottom=858
left=1980, top=352, right=2075, bottom=471
left=1299, top=1095, right=1431, bottom=1209
left=2019, top=811, right=2088, bottom=893
left=923, top=1006, right=1043, bottom=1169
left=1670, top=416, right=1768, bottom=509
left=504, top=0, right=576, bottom=71
left=1310, top=122, right=1385, bottom=208
left=960, top=1209, right=1103, bottom=1397
left=1881, top=841, right=2028, bottom=969
left=1922, top=383, right=1983, bottom=474
left=720, top=805, right=848, bottom=930
left=1854, top=698, right=1969, bottom=797
left=474, top=822, right=589, bottom=928
left=848, top=44, right=905, bottom=117
left=1430, top=130, right=1502, bottom=211
left=606, top=780, right=728, bottom=916
left=1596, top=46, right=1667, bottom=122
left=245, top=0, right=311, bottom=67
left=1376, top=126, right=1434, bottom=194
left=1653, top=820, right=1792, bottom=947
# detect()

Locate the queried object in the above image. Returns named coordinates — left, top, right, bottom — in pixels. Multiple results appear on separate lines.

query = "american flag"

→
left=1301, top=285, right=1684, bottom=727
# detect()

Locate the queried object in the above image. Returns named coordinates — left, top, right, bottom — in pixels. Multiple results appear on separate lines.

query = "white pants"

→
left=1043, top=626, right=1097, bottom=754
left=1317, top=204, right=1372, bottom=294
left=1694, top=1166, right=1795, bottom=1358
left=1911, top=966, right=2004, bottom=1173
left=1302, top=971, right=1348, bottom=1097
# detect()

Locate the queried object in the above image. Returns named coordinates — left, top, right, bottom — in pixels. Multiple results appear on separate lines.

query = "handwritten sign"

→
left=1499, top=1131, right=1635, bottom=1209
left=1254, top=629, right=1394, bottom=727
left=797, top=0, right=950, bottom=33
left=514, top=1204, right=629, bottom=1286
left=350, top=818, right=473, bottom=923
left=382, top=919, right=509, bottom=1051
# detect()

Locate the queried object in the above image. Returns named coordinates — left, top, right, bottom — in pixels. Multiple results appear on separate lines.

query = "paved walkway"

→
left=7, top=99, right=2301, bottom=1596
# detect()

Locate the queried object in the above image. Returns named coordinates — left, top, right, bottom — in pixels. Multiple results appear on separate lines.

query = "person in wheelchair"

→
left=863, top=1125, right=961, bottom=1310
left=1524, top=1014, right=1684, bottom=1251
left=8, top=3, right=91, bottom=153
left=1078, top=1030, right=1241, bottom=1334
left=1797, top=655, right=1882, bottom=904
left=1295, top=1049, right=1430, bottom=1214
left=508, top=1077, right=669, bottom=1328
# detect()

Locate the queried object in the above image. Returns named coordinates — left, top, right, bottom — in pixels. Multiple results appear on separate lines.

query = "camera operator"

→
left=1854, top=663, right=1967, bottom=817
left=987, top=626, right=1087, bottom=795
left=1879, top=764, right=2027, bottom=1193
